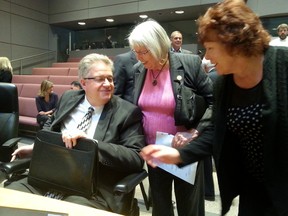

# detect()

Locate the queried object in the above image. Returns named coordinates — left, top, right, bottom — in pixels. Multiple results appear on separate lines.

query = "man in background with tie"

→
left=170, top=31, right=192, bottom=54
left=8, top=53, right=145, bottom=215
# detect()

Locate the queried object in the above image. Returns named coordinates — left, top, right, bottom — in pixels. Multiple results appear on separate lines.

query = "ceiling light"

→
left=106, top=18, right=114, bottom=22
left=139, top=14, right=148, bottom=19
left=78, top=22, right=86, bottom=26
left=175, top=10, right=184, bottom=14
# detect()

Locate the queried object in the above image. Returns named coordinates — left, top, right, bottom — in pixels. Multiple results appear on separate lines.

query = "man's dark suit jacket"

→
left=46, top=90, right=145, bottom=212
left=8, top=90, right=145, bottom=214
left=113, top=51, right=138, bottom=103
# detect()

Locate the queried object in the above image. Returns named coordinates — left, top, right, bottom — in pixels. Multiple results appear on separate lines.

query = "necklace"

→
left=151, top=59, right=168, bottom=86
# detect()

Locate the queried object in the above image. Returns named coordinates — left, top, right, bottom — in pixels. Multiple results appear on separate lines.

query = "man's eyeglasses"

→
left=84, top=76, right=114, bottom=84
left=132, top=49, right=150, bottom=56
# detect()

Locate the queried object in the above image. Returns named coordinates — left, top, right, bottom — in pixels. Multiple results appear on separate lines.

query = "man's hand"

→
left=11, top=145, right=34, bottom=161
left=62, top=130, right=87, bottom=149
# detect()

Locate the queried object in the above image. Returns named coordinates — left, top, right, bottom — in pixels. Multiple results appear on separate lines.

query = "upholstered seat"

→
left=0, top=83, right=21, bottom=162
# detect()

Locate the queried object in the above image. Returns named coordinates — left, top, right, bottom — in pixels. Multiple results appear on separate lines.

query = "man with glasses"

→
left=8, top=53, right=145, bottom=215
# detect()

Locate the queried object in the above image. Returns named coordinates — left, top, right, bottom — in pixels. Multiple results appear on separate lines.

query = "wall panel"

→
left=11, top=0, right=49, bottom=14
left=0, top=0, right=56, bottom=74
left=11, top=4, right=48, bottom=23
left=11, top=15, right=49, bottom=49
left=0, top=43, right=12, bottom=58
left=49, top=0, right=89, bottom=14
left=0, top=11, right=11, bottom=43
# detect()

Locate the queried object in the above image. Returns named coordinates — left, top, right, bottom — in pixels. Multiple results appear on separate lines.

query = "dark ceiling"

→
left=51, top=4, right=214, bottom=31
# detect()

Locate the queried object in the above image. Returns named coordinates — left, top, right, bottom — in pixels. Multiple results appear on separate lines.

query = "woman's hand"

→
left=172, top=129, right=199, bottom=148
left=140, top=145, right=182, bottom=167
left=38, top=110, right=53, bottom=116
left=11, top=144, right=34, bottom=161
left=62, top=130, right=87, bottom=149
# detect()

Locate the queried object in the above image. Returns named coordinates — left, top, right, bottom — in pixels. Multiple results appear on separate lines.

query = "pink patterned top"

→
left=138, top=68, right=186, bottom=144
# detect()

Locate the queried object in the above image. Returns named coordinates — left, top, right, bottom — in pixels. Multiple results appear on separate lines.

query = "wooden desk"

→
left=0, top=188, right=121, bottom=216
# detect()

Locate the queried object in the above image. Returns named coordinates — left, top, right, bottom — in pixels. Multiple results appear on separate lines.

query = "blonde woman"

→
left=36, top=80, right=58, bottom=128
left=0, top=57, right=13, bottom=83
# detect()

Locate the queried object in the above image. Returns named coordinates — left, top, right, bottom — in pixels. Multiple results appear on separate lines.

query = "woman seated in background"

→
left=36, top=80, right=58, bottom=129
left=0, top=57, right=13, bottom=83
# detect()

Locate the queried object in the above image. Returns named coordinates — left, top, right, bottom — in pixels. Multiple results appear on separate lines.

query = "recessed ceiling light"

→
left=78, top=22, right=86, bottom=26
left=175, top=10, right=184, bottom=14
left=106, top=18, right=114, bottom=22
left=139, top=14, right=148, bottom=19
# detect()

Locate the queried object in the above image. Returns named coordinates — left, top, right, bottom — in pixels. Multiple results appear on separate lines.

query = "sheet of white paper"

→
left=154, top=131, right=198, bottom=185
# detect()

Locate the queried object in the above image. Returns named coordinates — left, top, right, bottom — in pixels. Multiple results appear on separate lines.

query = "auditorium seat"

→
left=68, top=68, right=78, bottom=76
left=53, top=85, right=71, bottom=97
left=18, top=97, right=38, bottom=127
left=52, top=62, right=79, bottom=68
left=67, top=57, right=82, bottom=62
left=14, top=83, right=23, bottom=96
left=49, top=76, right=78, bottom=85
left=17, top=83, right=70, bottom=132
left=32, top=68, right=70, bottom=76
left=20, top=84, right=40, bottom=98
left=12, top=75, right=49, bottom=84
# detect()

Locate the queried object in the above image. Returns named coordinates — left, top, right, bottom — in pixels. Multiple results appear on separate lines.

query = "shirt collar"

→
left=171, top=47, right=182, bottom=53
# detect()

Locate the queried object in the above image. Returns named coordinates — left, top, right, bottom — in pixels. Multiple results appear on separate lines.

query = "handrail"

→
left=11, top=50, right=57, bottom=75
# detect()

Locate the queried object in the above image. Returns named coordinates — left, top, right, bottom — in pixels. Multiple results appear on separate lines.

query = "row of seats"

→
left=13, top=71, right=80, bottom=133
left=13, top=75, right=78, bottom=85
left=16, top=83, right=71, bottom=128
left=66, top=56, right=114, bottom=63
left=32, top=67, right=78, bottom=76
left=52, top=62, right=79, bottom=68
left=67, top=57, right=82, bottom=62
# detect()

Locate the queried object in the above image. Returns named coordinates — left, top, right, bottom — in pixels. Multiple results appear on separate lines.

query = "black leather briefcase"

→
left=28, top=130, right=98, bottom=198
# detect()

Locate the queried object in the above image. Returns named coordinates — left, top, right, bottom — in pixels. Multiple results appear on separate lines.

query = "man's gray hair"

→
left=78, top=53, right=114, bottom=79
left=277, top=23, right=288, bottom=32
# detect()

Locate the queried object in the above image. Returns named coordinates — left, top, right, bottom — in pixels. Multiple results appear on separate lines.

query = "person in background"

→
left=202, top=57, right=218, bottom=83
left=170, top=31, right=192, bottom=54
left=141, top=1, right=288, bottom=215
left=9, top=53, right=145, bottom=215
left=70, top=80, right=82, bottom=90
left=105, top=35, right=113, bottom=48
left=129, top=19, right=213, bottom=216
left=201, top=56, right=217, bottom=201
left=0, top=57, right=13, bottom=83
left=113, top=50, right=138, bottom=103
left=35, top=80, right=58, bottom=129
left=269, top=23, right=288, bottom=47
